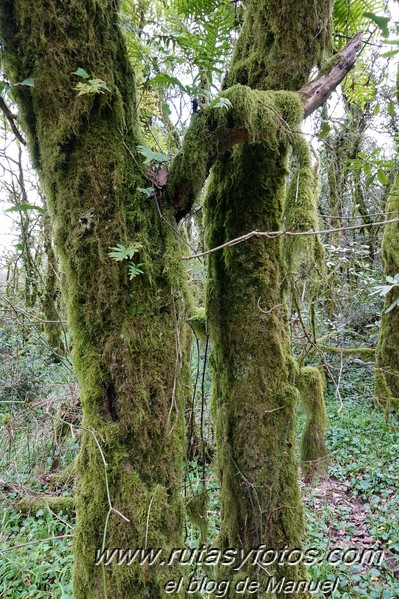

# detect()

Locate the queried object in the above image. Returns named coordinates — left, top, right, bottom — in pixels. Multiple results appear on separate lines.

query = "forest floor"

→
left=1, top=353, right=399, bottom=597
left=299, top=373, right=399, bottom=598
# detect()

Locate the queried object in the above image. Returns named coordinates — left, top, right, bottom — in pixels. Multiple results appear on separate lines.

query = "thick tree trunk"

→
left=203, top=0, right=333, bottom=593
left=0, top=2, right=189, bottom=597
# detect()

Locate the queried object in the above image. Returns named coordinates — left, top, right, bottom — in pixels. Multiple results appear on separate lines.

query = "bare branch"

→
left=181, top=216, right=399, bottom=261
left=0, top=96, right=26, bottom=145
left=300, top=32, right=363, bottom=118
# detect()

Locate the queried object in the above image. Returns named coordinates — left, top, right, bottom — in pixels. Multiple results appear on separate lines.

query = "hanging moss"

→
left=297, top=367, right=329, bottom=481
left=283, top=134, right=324, bottom=275
left=0, top=2, right=191, bottom=597
left=186, top=492, right=209, bottom=544
left=374, top=175, right=399, bottom=414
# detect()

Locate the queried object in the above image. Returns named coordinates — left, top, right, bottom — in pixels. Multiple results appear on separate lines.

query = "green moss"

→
left=202, top=2, right=334, bottom=594
left=283, top=135, right=324, bottom=275
left=205, top=137, right=308, bottom=587
left=320, top=344, right=375, bottom=358
left=0, top=2, right=191, bottom=597
left=297, top=367, right=329, bottom=481
left=374, top=176, right=399, bottom=414
left=225, top=0, right=333, bottom=92
left=166, top=85, right=304, bottom=219
left=188, top=306, right=207, bottom=341
left=18, top=495, right=75, bottom=516
left=186, top=492, right=208, bottom=544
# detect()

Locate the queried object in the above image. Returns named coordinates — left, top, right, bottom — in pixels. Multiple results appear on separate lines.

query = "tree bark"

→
left=202, top=0, right=334, bottom=593
left=0, top=2, right=189, bottom=597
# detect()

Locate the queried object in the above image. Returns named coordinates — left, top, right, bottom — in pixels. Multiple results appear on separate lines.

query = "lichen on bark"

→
left=0, top=1, right=190, bottom=596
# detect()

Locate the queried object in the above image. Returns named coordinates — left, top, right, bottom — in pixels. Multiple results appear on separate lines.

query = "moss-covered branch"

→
left=18, top=495, right=75, bottom=516
left=164, top=32, right=362, bottom=220
left=164, top=86, right=303, bottom=219
left=318, top=344, right=375, bottom=358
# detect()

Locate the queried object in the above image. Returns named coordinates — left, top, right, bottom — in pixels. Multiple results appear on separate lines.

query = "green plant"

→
left=72, top=68, right=110, bottom=96
left=136, top=145, right=170, bottom=166
left=108, top=242, right=144, bottom=280
left=371, top=273, right=399, bottom=313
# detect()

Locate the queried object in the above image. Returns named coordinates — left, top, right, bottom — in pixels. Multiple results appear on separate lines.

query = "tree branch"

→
left=181, top=216, right=399, bottom=261
left=0, top=96, right=26, bottom=145
left=163, top=33, right=363, bottom=220
left=300, top=32, right=363, bottom=118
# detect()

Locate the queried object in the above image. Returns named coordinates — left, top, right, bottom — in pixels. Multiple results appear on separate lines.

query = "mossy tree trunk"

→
left=0, top=2, right=189, bottom=597
left=297, top=367, right=329, bottom=481
left=374, top=175, right=399, bottom=413
left=204, top=0, right=333, bottom=590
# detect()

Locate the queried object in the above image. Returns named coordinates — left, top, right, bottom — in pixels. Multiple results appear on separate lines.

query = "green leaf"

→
left=108, top=243, right=130, bottom=261
left=15, top=243, right=24, bottom=251
left=319, top=122, right=331, bottom=139
left=125, top=242, right=143, bottom=258
left=75, top=78, right=111, bottom=96
left=370, top=284, right=393, bottom=297
left=363, top=12, right=390, bottom=38
left=15, top=77, right=35, bottom=87
left=369, top=568, right=381, bottom=577
left=373, top=104, right=380, bottom=116
left=363, top=163, right=372, bottom=176
left=5, top=203, right=45, bottom=214
left=381, top=49, right=399, bottom=58
left=136, top=145, right=170, bottom=165
left=149, top=73, right=187, bottom=92
left=209, top=96, right=232, bottom=110
left=377, top=169, right=389, bottom=185
left=162, top=102, right=172, bottom=116
left=128, top=263, right=144, bottom=279
left=388, top=101, right=395, bottom=116
left=137, top=187, right=155, bottom=198
left=72, top=68, right=90, bottom=79
left=108, top=242, right=143, bottom=261
left=385, top=298, right=399, bottom=313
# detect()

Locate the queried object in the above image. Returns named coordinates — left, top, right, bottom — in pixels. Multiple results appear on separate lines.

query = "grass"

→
left=301, top=366, right=399, bottom=598
left=1, top=326, right=399, bottom=597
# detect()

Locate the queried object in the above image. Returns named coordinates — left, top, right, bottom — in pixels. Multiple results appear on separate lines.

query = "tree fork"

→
left=163, top=32, right=363, bottom=221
